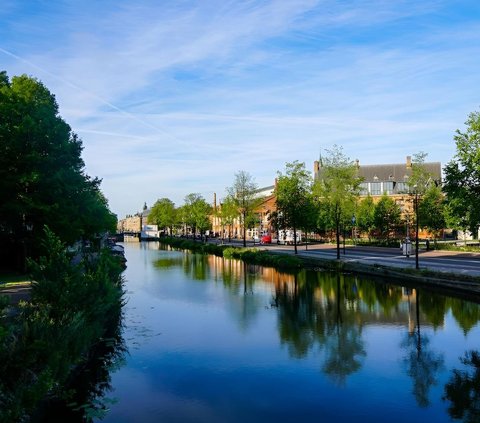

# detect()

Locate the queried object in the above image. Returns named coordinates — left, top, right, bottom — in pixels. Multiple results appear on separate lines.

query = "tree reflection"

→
left=322, top=274, right=366, bottom=386
left=153, top=256, right=183, bottom=269
left=220, top=261, right=262, bottom=331
left=37, top=327, right=127, bottom=422
left=182, top=253, right=209, bottom=281
left=276, top=272, right=321, bottom=358
left=275, top=272, right=366, bottom=384
left=449, top=298, right=480, bottom=335
left=419, top=291, right=446, bottom=330
left=401, top=290, right=444, bottom=407
left=443, top=350, right=480, bottom=422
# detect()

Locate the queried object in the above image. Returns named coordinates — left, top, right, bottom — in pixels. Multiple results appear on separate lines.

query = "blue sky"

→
left=1, top=0, right=480, bottom=218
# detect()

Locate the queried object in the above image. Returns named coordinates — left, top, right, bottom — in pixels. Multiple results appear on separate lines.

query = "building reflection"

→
left=204, top=253, right=437, bottom=333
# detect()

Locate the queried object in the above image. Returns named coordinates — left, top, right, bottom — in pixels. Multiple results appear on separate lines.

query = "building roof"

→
left=314, top=157, right=442, bottom=184
left=254, top=185, right=275, bottom=198
left=356, top=162, right=441, bottom=183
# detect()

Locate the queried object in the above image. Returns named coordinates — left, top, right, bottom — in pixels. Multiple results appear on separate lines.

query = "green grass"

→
left=0, top=272, right=30, bottom=285
left=434, top=242, right=480, bottom=252
left=160, top=237, right=302, bottom=272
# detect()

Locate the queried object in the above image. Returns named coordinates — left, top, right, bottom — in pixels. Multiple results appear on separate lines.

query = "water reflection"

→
left=105, top=243, right=480, bottom=422
left=401, top=291, right=445, bottom=407
left=37, top=325, right=127, bottom=422
left=444, top=350, right=480, bottom=422
left=154, top=246, right=480, bottom=357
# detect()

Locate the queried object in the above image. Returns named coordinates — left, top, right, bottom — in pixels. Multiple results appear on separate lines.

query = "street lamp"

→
left=414, top=185, right=419, bottom=269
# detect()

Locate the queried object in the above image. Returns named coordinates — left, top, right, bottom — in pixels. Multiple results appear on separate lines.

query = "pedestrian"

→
left=426, top=238, right=430, bottom=251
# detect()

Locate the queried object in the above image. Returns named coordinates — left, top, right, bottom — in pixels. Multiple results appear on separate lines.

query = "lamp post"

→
left=414, top=187, right=419, bottom=269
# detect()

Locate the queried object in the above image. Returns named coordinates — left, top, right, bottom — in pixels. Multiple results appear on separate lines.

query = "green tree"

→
left=443, top=111, right=480, bottom=236
left=0, top=72, right=115, bottom=270
left=356, top=195, right=376, bottom=240
left=148, top=198, right=177, bottom=235
left=408, top=152, right=435, bottom=194
left=183, top=193, right=211, bottom=241
left=227, top=171, right=259, bottom=247
left=218, top=195, right=238, bottom=242
left=313, top=146, right=361, bottom=258
left=374, top=194, right=401, bottom=242
left=418, top=184, right=446, bottom=245
left=275, top=161, right=313, bottom=254
left=300, top=195, right=319, bottom=250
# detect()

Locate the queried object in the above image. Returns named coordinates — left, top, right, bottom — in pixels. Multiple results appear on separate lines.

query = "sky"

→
left=1, top=0, right=480, bottom=218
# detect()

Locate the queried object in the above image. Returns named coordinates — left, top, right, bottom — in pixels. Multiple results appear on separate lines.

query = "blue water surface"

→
left=98, top=242, right=480, bottom=423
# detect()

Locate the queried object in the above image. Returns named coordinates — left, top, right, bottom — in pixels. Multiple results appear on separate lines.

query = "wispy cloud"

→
left=1, top=0, right=479, bottom=216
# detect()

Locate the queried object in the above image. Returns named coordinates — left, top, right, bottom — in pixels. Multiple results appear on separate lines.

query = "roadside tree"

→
left=374, top=194, right=401, bottom=243
left=418, top=185, right=445, bottom=246
left=218, top=195, right=237, bottom=242
left=183, top=193, right=212, bottom=241
left=148, top=198, right=177, bottom=235
left=275, top=161, right=313, bottom=254
left=443, top=111, right=480, bottom=237
left=313, top=146, right=362, bottom=259
left=356, top=195, right=376, bottom=240
left=227, top=171, right=259, bottom=247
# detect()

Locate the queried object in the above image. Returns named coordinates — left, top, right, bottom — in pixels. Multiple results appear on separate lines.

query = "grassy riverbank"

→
left=0, top=230, right=125, bottom=421
left=158, top=237, right=480, bottom=298
left=159, top=237, right=303, bottom=271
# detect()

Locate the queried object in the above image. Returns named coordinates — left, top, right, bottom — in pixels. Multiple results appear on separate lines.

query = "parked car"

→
left=261, top=235, right=272, bottom=244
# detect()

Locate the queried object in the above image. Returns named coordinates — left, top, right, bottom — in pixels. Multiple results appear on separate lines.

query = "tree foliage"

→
left=148, top=198, right=176, bottom=234
left=408, top=151, right=435, bottom=194
left=217, top=195, right=238, bottom=241
left=275, top=161, right=314, bottom=254
left=374, top=194, right=401, bottom=241
left=356, top=195, right=376, bottom=239
left=227, top=171, right=259, bottom=247
left=313, top=146, right=361, bottom=258
left=418, top=184, right=445, bottom=242
left=443, top=111, right=480, bottom=235
left=0, top=72, right=116, bottom=269
left=183, top=193, right=211, bottom=240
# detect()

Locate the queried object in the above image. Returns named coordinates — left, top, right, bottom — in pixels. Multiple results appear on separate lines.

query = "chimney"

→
left=213, top=192, right=217, bottom=209
left=406, top=156, right=412, bottom=168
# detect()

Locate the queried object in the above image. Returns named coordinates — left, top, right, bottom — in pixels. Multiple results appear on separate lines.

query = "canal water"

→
left=98, top=241, right=480, bottom=423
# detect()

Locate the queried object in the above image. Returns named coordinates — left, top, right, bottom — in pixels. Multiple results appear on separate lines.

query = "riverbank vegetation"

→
left=158, top=237, right=302, bottom=271
left=0, top=70, right=124, bottom=421
left=0, top=229, right=125, bottom=422
left=0, top=71, right=116, bottom=272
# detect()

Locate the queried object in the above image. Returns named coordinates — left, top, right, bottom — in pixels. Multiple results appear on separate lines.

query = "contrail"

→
left=0, top=46, right=192, bottom=147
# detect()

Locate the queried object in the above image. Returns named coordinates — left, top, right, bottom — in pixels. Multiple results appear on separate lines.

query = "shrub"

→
left=0, top=227, right=125, bottom=421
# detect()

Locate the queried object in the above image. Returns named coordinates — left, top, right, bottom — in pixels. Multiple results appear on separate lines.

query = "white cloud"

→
left=1, top=1, right=479, bottom=216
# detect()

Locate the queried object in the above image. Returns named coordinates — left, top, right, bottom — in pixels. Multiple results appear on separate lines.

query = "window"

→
left=359, top=182, right=368, bottom=194
left=371, top=182, right=381, bottom=195
left=396, top=182, right=409, bottom=193
left=383, top=181, right=394, bottom=194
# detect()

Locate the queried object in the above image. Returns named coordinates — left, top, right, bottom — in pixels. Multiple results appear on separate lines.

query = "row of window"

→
left=359, top=181, right=410, bottom=195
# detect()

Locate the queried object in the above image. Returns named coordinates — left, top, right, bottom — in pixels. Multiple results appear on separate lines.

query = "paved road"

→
left=218, top=239, right=480, bottom=278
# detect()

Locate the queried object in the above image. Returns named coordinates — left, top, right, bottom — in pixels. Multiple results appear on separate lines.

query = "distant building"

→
left=211, top=184, right=278, bottom=240
left=314, top=155, right=441, bottom=197
left=117, top=205, right=150, bottom=234
left=314, top=155, right=443, bottom=238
